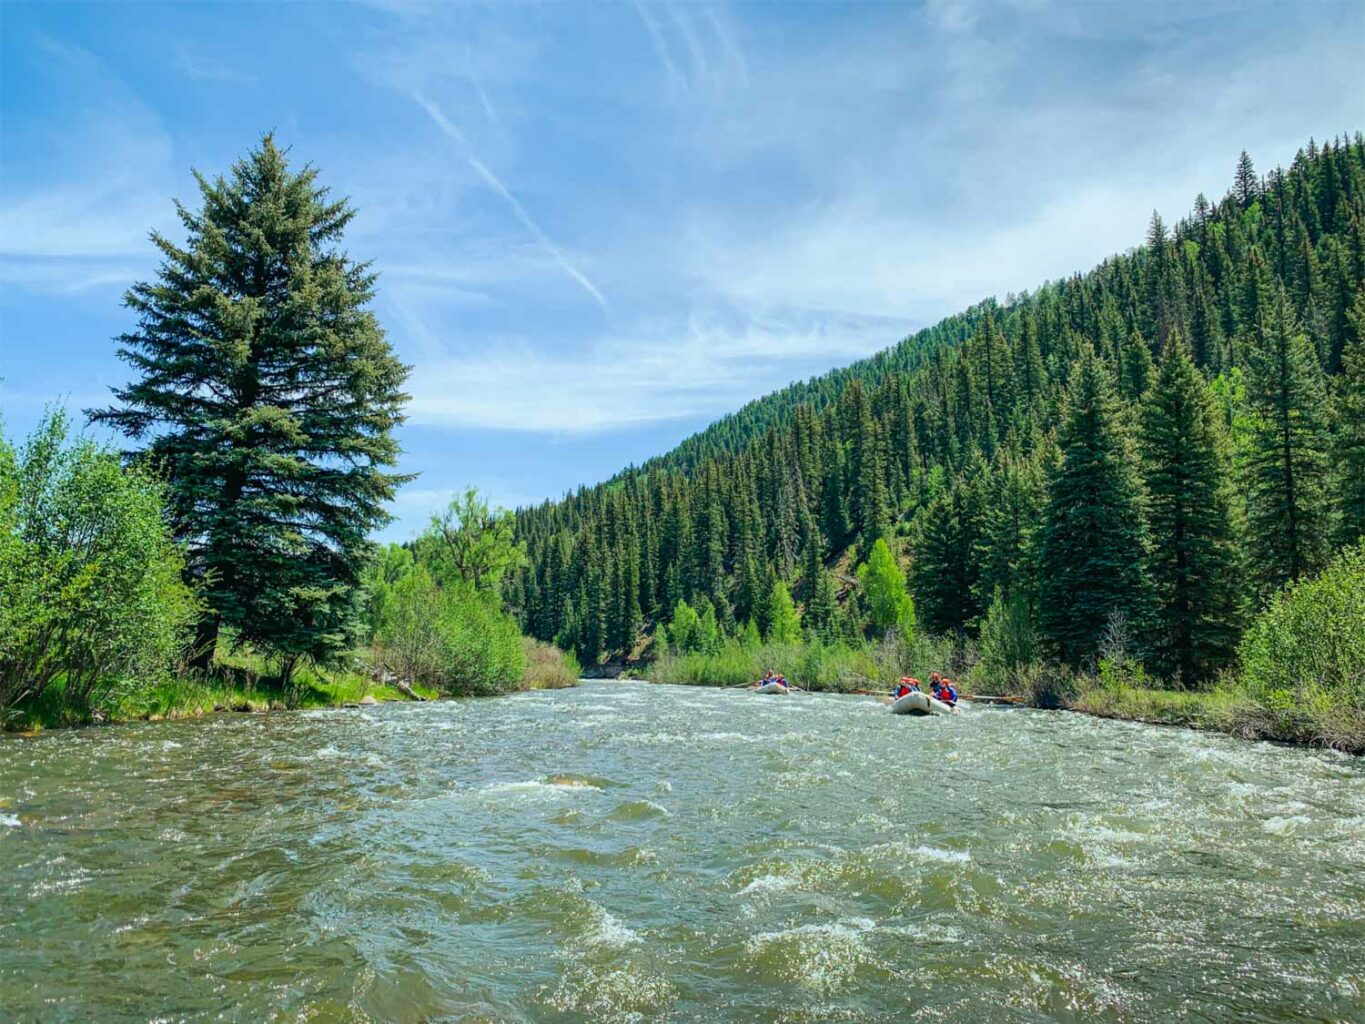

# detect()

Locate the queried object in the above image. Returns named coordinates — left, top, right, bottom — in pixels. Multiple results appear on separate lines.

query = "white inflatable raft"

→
left=890, top=691, right=958, bottom=715
left=755, top=681, right=789, bottom=694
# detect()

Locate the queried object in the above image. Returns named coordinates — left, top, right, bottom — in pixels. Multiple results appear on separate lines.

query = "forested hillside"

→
left=509, top=136, right=1365, bottom=684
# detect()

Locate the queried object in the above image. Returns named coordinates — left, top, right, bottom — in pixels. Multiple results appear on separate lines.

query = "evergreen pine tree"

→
left=907, top=483, right=981, bottom=635
left=972, top=450, right=1044, bottom=612
left=1039, top=346, right=1152, bottom=666
left=1119, top=329, right=1155, bottom=402
left=804, top=568, right=840, bottom=644
left=1234, top=150, right=1259, bottom=207
left=1244, top=290, right=1333, bottom=592
left=90, top=136, right=410, bottom=677
left=1333, top=318, right=1365, bottom=545
left=1139, top=336, right=1246, bottom=682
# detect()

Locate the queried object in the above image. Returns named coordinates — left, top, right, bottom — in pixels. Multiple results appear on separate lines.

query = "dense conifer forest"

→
left=509, top=137, right=1365, bottom=686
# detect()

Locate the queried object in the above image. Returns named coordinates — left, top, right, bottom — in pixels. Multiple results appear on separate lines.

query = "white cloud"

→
left=174, top=45, right=256, bottom=84
left=402, top=309, right=897, bottom=433
left=0, top=35, right=177, bottom=291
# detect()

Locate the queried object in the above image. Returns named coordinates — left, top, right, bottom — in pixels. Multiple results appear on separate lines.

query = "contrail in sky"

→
left=412, top=92, right=608, bottom=311
left=466, top=158, right=608, bottom=310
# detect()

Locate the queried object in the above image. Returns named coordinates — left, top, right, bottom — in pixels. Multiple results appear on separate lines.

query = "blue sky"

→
left=2, top=0, right=1362, bottom=541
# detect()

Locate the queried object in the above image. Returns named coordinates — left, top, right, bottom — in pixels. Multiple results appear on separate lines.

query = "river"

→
left=2, top=681, right=1362, bottom=1022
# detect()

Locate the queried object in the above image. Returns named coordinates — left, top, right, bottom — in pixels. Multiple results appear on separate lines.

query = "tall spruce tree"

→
left=1243, top=290, right=1332, bottom=592
left=804, top=567, right=840, bottom=643
left=1039, top=346, right=1151, bottom=666
left=908, top=484, right=980, bottom=635
left=92, top=138, right=411, bottom=675
left=1139, top=337, right=1245, bottom=682
left=1334, top=294, right=1365, bottom=545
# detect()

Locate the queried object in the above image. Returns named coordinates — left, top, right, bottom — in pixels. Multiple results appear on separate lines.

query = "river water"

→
left=2, top=682, right=1363, bottom=1023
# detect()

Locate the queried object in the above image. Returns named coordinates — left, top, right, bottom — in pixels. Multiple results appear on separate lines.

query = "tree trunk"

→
left=188, top=614, right=219, bottom=671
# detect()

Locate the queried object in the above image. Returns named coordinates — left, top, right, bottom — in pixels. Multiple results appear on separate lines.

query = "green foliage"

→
left=1039, top=347, right=1152, bottom=666
left=416, top=487, right=525, bottom=594
left=0, top=412, right=197, bottom=720
left=1335, top=322, right=1365, bottom=545
left=803, top=566, right=840, bottom=643
left=1243, top=289, right=1332, bottom=592
left=764, top=580, right=802, bottom=644
left=908, top=484, right=981, bottom=635
left=666, top=598, right=703, bottom=653
left=371, top=565, right=525, bottom=696
left=1139, top=336, right=1246, bottom=682
left=89, top=135, right=411, bottom=675
left=520, top=638, right=580, bottom=690
left=974, top=588, right=1039, bottom=688
left=1239, top=544, right=1365, bottom=724
left=361, top=542, right=415, bottom=640
left=739, top=618, right=762, bottom=648
left=856, top=538, right=916, bottom=639
left=651, top=640, right=877, bottom=692
left=366, top=488, right=532, bottom=696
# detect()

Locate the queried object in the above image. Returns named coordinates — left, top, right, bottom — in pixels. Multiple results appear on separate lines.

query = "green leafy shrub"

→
left=1237, top=545, right=1365, bottom=745
left=973, top=588, right=1039, bottom=690
left=370, top=565, right=526, bottom=696
left=857, top=538, right=916, bottom=639
left=0, top=412, right=197, bottom=722
left=521, top=638, right=581, bottom=689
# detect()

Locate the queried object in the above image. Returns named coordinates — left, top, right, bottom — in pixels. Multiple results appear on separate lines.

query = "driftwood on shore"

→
left=358, top=658, right=427, bottom=701
left=389, top=677, right=425, bottom=701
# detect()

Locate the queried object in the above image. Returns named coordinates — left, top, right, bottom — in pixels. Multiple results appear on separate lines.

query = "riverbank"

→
left=1060, top=674, right=1365, bottom=754
left=3, top=638, right=580, bottom=734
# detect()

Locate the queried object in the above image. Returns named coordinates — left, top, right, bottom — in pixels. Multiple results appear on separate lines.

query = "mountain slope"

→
left=509, top=135, right=1365, bottom=672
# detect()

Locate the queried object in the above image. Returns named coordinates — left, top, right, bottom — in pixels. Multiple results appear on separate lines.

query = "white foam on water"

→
left=740, top=873, right=798, bottom=896
left=907, top=844, right=971, bottom=863
left=882, top=920, right=967, bottom=944
left=30, top=870, right=90, bottom=897
left=480, top=779, right=603, bottom=799
left=746, top=917, right=877, bottom=993
left=160, top=740, right=182, bottom=750
left=1263, top=814, right=1312, bottom=835
left=544, top=962, right=675, bottom=1021
left=584, top=907, right=641, bottom=948
left=0, top=813, right=20, bottom=828
left=313, top=745, right=384, bottom=768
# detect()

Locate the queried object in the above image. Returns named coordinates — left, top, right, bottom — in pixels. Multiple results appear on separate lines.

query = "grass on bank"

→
left=650, top=632, right=960, bottom=693
left=522, top=638, right=582, bottom=689
left=1055, top=670, right=1365, bottom=753
left=5, top=638, right=580, bottom=733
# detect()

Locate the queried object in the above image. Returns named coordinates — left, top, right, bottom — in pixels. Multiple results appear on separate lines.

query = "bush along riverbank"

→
left=3, top=634, right=582, bottom=734
left=980, top=545, right=1365, bottom=753
left=1, top=418, right=577, bottom=734
left=642, top=545, right=1365, bottom=754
